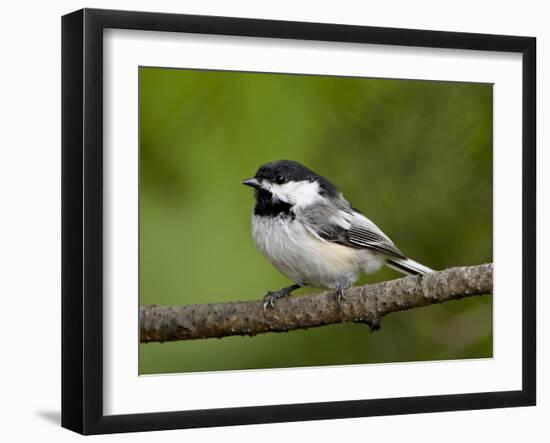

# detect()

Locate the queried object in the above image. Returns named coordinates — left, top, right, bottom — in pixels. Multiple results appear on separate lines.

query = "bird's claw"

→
left=336, top=289, right=346, bottom=308
left=263, top=290, right=290, bottom=313
left=262, top=284, right=300, bottom=314
left=263, top=291, right=278, bottom=312
left=335, top=283, right=349, bottom=310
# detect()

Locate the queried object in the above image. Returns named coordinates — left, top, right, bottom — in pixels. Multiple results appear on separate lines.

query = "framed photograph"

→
left=62, top=8, right=536, bottom=434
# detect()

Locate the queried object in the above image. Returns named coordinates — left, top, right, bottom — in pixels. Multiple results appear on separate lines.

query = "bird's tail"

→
left=387, top=257, right=433, bottom=275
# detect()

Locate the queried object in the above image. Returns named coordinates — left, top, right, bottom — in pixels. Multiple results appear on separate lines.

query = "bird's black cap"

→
left=253, top=160, right=340, bottom=198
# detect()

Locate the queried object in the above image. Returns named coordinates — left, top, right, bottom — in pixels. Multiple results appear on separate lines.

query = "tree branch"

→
left=140, top=263, right=492, bottom=343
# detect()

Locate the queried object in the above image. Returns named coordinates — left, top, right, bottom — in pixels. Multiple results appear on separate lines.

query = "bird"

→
left=242, top=160, right=433, bottom=310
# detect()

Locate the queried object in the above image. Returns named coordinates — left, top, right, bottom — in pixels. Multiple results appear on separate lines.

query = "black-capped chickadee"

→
left=243, top=160, right=433, bottom=310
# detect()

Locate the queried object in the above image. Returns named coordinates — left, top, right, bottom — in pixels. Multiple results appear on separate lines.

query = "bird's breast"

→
left=251, top=214, right=361, bottom=288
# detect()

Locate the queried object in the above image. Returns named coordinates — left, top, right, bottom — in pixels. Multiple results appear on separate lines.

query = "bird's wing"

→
left=298, top=203, right=406, bottom=259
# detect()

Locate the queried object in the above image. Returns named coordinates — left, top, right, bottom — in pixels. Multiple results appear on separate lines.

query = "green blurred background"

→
left=139, top=67, right=493, bottom=375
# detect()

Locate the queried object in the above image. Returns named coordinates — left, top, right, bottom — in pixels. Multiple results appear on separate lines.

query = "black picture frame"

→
left=62, top=8, right=536, bottom=435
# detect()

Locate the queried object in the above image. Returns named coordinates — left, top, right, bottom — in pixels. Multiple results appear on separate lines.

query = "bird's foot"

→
left=263, top=284, right=300, bottom=313
left=335, top=280, right=352, bottom=309
left=336, top=287, right=346, bottom=308
left=263, top=290, right=287, bottom=311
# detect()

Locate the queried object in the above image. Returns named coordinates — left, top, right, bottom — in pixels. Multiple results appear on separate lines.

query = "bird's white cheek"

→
left=270, top=181, right=323, bottom=207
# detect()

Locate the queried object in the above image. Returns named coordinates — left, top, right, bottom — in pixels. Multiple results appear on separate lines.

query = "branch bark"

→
left=140, top=263, right=492, bottom=343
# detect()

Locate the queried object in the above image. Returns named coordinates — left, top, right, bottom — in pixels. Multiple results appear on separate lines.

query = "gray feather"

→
left=297, top=200, right=405, bottom=259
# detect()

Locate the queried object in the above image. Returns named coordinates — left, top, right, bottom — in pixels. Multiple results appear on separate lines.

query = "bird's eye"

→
left=275, top=175, right=286, bottom=184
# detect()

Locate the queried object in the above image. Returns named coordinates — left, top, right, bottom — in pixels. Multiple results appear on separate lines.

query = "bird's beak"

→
left=242, top=178, right=261, bottom=189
